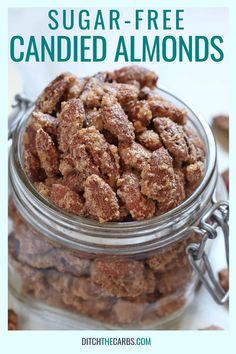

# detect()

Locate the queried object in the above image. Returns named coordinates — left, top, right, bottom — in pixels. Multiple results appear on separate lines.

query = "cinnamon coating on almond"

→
left=23, top=112, right=58, bottom=155
left=69, top=144, right=101, bottom=181
left=64, top=77, right=89, bottom=100
left=84, top=175, right=119, bottom=222
left=148, top=97, right=187, bottom=125
left=103, top=82, right=139, bottom=108
left=137, top=130, right=162, bottom=151
left=91, top=258, right=154, bottom=297
left=34, top=182, right=52, bottom=199
left=84, top=108, right=104, bottom=131
left=62, top=172, right=85, bottom=194
left=35, top=72, right=76, bottom=114
left=154, top=117, right=189, bottom=161
left=35, top=128, right=59, bottom=177
left=80, top=72, right=107, bottom=108
left=59, top=154, right=75, bottom=176
left=184, top=127, right=205, bottom=163
left=24, top=149, right=46, bottom=182
left=125, top=100, right=152, bottom=133
left=158, top=168, right=186, bottom=213
left=58, top=98, right=85, bottom=153
left=101, top=94, right=135, bottom=143
left=119, top=141, right=151, bottom=172
left=140, top=147, right=176, bottom=203
left=117, top=171, right=156, bottom=220
left=114, top=65, right=158, bottom=89
left=70, top=127, right=120, bottom=188
left=51, top=184, right=84, bottom=216
left=22, top=66, right=206, bottom=223
left=185, top=161, right=205, bottom=186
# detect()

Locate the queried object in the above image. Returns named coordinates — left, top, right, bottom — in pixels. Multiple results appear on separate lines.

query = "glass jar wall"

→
left=8, top=89, right=223, bottom=329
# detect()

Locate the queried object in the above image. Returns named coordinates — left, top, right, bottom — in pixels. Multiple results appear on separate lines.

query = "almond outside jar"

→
left=8, top=87, right=229, bottom=330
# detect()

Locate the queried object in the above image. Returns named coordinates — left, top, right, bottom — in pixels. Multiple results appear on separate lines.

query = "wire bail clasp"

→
left=186, top=201, right=229, bottom=304
left=8, top=94, right=32, bottom=140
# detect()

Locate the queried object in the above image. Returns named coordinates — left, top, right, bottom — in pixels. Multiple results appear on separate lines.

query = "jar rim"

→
left=9, top=87, right=217, bottom=253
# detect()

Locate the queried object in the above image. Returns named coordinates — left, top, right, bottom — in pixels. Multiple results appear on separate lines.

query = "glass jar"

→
left=8, top=88, right=229, bottom=330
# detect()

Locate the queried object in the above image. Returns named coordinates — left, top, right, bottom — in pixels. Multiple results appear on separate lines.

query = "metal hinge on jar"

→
left=8, top=94, right=33, bottom=140
left=187, top=200, right=229, bottom=304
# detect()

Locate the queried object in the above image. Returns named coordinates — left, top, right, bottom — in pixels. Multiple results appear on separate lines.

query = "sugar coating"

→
left=58, top=98, right=85, bottom=153
left=36, top=72, right=76, bottom=114
left=84, top=175, right=120, bottom=223
left=117, top=171, right=156, bottom=220
left=114, top=65, right=158, bottom=88
left=23, top=66, right=205, bottom=223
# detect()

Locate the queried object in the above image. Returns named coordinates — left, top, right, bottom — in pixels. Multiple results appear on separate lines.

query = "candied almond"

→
left=112, top=199, right=130, bottom=222
left=59, top=154, right=75, bottom=176
left=156, top=265, right=192, bottom=294
left=69, top=144, right=101, bottom=179
left=154, top=117, right=189, bottom=161
left=140, top=147, right=176, bottom=203
left=119, top=141, right=151, bottom=172
left=185, top=161, right=205, bottom=186
left=62, top=293, right=114, bottom=316
left=64, top=77, right=89, bottom=100
left=114, top=65, right=158, bottom=89
left=113, top=300, right=144, bottom=324
left=199, top=326, right=223, bottom=331
left=34, top=182, right=51, bottom=199
left=148, top=97, right=187, bottom=125
left=35, top=72, right=76, bottom=114
left=71, top=276, right=108, bottom=300
left=155, top=293, right=186, bottom=318
left=117, top=171, right=156, bottom=221
left=212, top=114, right=229, bottom=133
left=51, top=184, right=84, bottom=216
left=84, top=108, right=104, bottom=131
left=30, top=111, right=58, bottom=136
left=103, top=82, right=139, bottom=108
left=46, top=270, right=71, bottom=293
left=139, top=86, right=157, bottom=100
left=22, top=67, right=206, bottom=225
left=62, top=172, right=85, bottom=193
left=35, top=128, right=59, bottom=177
left=101, top=94, right=135, bottom=143
left=102, top=130, right=118, bottom=145
left=24, top=149, right=46, bottom=182
left=45, top=176, right=62, bottom=187
left=158, top=167, right=186, bottom=213
left=124, top=79, right=141, bottom=89
left=8, top=309, right=18, bottom=330
left=91, top=258, right=148, bottom=297
left=221, top=169, right=229, bottom=192
left=54, top=249, right=91, bottom=277
left=14, top=237, right=57, bottom=270
left=23, top=111, right=58, bottom=154
left=125, top=100, right=152, bottom=133
left=80, top=72, right=107, bottom=108
left=147, top=252, right=176, bottom=272
left=136, top=129, right=162, bottom=151
left=184, top=127, right=205, bottom=163
left=218, top=268, right=229, bottom=292
left=58, top=98, right=85, bottom=153
left=84, top=175, right=120, bottom=223
left=70, top=127, right=120, bottom=188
